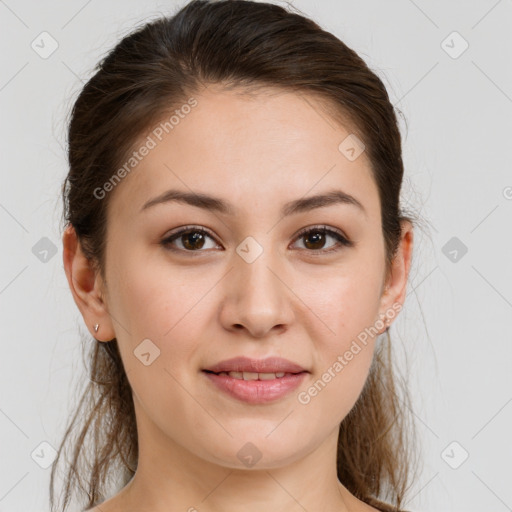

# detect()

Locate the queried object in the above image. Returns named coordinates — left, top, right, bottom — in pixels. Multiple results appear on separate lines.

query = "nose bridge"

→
left=235, top=233, right=283, bottom=301
left=223, top=233, right=293, bottom=335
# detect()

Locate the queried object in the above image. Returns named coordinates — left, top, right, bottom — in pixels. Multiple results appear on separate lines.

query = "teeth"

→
left=217, top=371, right=288, bottom=380
left=259, top=372, right=278, bottom=380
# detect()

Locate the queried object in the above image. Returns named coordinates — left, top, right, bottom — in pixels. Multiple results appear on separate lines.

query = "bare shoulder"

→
left=353, top=496, right=396, bottom=512
left=83, top=502, right=118, bottom=512
left=83, top=484, right=132, bottom=512
left=362, top=504, right=383, bottom=512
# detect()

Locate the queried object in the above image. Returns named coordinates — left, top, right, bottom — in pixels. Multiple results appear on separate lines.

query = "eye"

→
left=291, top=225, right=353, bottom=254
left=161, top=225, right=220, bottom=254
left=160, top=224, right=353, bottom=255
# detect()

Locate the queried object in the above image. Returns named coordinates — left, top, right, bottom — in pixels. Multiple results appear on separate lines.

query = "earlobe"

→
left=62, top=224, right=115, bottom=342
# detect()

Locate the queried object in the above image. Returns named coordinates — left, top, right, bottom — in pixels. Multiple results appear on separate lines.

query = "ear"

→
left=62, top=224, right=116, bottom=342
left=377, top=219, right=414, bottom=332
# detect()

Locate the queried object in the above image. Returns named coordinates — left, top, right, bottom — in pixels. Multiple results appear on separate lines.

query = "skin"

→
left=63, top=84, right=413, bottom=512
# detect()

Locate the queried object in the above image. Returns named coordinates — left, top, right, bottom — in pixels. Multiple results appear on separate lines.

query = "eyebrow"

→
left=141, top=188, right=366, bottom=218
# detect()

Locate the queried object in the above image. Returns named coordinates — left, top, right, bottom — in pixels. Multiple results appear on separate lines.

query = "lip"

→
left=202, top=371, right=308, bottom=404
left=203, top=356, right=308, bottom=374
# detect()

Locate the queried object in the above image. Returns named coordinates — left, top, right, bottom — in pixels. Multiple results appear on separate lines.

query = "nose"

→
left=218, top=246, right=295, bottom=339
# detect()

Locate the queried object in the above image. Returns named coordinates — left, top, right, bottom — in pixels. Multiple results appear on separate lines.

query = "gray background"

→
left=1, top=0, right=511, bottom=511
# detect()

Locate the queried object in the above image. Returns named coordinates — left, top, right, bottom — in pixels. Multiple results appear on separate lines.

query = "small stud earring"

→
left=379, top=314, right=389, bottom=333
left=94, top=323, right=99, bottom=333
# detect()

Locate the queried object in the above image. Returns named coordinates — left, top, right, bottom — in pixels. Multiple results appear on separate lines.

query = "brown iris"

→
left=181, top=231, right=207, bottom=250
left=302, top=230, right=327, bottom=250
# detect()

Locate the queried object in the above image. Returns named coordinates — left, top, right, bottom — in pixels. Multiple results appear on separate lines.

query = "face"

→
left=72, top=85, right=409, bottom=471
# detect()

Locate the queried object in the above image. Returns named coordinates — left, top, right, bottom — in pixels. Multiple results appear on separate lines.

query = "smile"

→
left=202, top=370, right=308, bottom=404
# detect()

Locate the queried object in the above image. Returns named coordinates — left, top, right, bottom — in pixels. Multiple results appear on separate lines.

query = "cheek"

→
left=306, top=261, right=384, bottom=343
left=106, top=252, right=215, bottom=377
left=106, top=243, right=188, bottom=334
left=296, top=277, right=381, bottom=427
left=300, top=265, right=383, bottom=408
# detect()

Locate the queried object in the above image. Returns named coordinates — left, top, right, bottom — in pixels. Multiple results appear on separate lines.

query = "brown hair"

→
left=52, top=1, right=420, bottom=510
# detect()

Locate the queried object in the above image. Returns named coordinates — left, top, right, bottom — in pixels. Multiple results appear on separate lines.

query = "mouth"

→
left=201, top=369, right=308, bottom=404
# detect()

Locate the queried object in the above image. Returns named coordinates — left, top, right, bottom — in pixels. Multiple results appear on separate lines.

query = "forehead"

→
left=108, top=85, right=380, bottom=223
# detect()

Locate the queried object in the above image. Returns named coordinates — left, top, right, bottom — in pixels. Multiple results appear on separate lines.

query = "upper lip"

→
left=204, top=356, right=308, bottom=374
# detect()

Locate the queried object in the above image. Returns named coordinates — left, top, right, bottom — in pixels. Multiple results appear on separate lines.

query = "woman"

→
left=52, top=1, right=420, bottom=510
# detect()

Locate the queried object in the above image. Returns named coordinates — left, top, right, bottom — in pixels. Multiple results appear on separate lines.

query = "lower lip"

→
left=202, top=371, right=308, bottom=404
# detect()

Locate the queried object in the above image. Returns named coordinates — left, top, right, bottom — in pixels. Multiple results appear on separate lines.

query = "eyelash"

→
left=160, top=224, right=353, bottom=256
